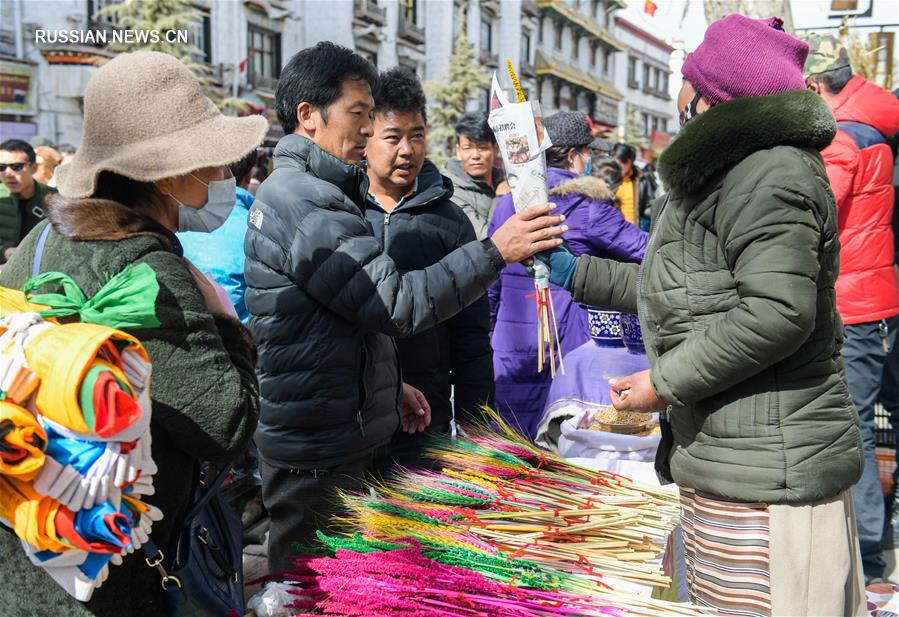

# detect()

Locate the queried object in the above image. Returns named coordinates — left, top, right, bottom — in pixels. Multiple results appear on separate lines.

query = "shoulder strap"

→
left=184, top=464, right=233, bottom=522
left=31, top=223, right=52, bottom=278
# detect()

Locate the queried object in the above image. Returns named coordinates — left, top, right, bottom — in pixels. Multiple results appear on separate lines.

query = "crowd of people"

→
left=1, top=11, right=899, bottom=617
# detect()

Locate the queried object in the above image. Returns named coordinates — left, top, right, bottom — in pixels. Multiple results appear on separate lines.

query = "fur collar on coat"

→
left=658, top=89, right=836, bottom=195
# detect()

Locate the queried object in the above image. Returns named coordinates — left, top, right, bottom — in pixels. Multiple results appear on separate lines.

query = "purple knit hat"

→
left=682, top=14, right=809, bottom=106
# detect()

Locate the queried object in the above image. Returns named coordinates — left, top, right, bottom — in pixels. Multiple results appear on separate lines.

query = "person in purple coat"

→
left=488, top=112, right=648, bottom=437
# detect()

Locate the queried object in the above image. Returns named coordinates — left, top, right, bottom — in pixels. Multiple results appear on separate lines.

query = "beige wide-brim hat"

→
left=57, top=51, right=268, bottom=198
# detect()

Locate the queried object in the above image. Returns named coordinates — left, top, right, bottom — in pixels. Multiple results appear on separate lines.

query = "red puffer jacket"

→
left=822, top=75, right=899, bottom=325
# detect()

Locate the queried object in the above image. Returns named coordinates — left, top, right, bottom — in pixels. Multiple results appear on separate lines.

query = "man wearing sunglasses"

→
left=0, top=139, right=57, bottom=263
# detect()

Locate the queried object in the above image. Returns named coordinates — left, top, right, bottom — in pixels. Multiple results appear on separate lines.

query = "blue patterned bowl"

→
left=585, top=308, right=624, bottom=347
left=620, top=312, right=645, bottom=354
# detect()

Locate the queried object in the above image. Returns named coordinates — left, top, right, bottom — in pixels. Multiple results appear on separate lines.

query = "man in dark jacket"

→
left=805, top=34, right=899, bottom=582
left=244, top=42, right=566, bottom=571
left=0, top=139, right=57, bottom=263
left=364, top=68, right=494, bottom=466
left=441, top=111, right=504, bottom=239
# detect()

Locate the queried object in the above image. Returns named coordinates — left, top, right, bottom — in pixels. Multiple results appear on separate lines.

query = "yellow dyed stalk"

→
left=506, top=58, right=526, bottom=103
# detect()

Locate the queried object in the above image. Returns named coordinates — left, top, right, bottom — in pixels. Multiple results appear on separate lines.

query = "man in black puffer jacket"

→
left=244, top=43, right=567, bottom=571
left=364, top=68, right=494, bottom=466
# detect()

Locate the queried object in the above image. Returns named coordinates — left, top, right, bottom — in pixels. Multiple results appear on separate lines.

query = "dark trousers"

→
left=843, top=315, right=899, bottom=580
left=260, top=448, right=386, bottom=573
left=387, top=420, right=452, bottom=471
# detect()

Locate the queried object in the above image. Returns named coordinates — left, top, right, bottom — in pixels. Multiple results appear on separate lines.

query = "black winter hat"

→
left=544, top=111, right=593, bottom=150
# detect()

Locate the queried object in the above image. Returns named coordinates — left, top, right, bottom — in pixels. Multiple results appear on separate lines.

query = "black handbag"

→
left=143, top=465, right=245, bottom=617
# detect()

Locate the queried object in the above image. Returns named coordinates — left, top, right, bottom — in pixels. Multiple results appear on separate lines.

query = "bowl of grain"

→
left=587, top=405, right=654, bottom=435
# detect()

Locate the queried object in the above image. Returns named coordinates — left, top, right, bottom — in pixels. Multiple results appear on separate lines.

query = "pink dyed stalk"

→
left=285, top=542, right=638, bottom=617
left=469, top=436, right=538, bottom=461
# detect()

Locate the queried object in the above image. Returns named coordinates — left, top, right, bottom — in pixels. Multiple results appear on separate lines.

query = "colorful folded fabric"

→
left=1, top=272, right=160, bottom=603
left=0, top=313, right=52, bottom=405
left=58, top=501, right=133, bottom=554
left=24, top=496, right=162, bottom=602
left=34, top=428, right=110, bottom=511
left=0, top=402, right=46, bottom=480
left=0, top=475, right=155, bottom=555
left=33, top=423, right=156, bottom=511
left=80, top=360, right=141, bottom=439
left=24, top=323, right=150, bottom=439
left=0, top=475, right=69, bottom=553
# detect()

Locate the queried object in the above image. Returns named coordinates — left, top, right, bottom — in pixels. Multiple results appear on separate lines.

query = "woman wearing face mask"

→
left=488, top=111, right=648, bottom=437
left=0, top=51, right=263, bottom=616
left=537, top=15, right=865, bottom=615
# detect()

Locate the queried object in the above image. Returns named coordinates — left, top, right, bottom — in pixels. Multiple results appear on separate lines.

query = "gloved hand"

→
left=534, top=245, right=578, bottom=290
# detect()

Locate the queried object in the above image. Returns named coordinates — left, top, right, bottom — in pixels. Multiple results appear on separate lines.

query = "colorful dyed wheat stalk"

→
left=310, top=412, right=691, bottom=605
left=284, top=411, right=715, bottom=615
left=285, top=540, right=712, bottom=617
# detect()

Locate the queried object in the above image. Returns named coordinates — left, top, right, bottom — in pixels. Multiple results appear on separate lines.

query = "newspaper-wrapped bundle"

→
left=488, top=62, right=564, bottom=376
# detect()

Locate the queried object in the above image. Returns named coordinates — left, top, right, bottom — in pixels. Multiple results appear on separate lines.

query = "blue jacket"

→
left=178, top=187, right=254, bottom=322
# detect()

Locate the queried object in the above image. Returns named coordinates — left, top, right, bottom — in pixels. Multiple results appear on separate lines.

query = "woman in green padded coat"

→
left=539, top=14, right=865, bottom=617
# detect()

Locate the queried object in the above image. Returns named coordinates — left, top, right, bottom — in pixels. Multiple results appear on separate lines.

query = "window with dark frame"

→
left=248, top=24, right=282, bottom=80
left=602, top=47, right=610, bottom=75
left=554, top=21, right=563, bottom=50
left=522, top=31, right=532, bottom=64
left=481, top=15, right=493, bottom=53
left=627, top=56, right=637, bottom=87
left=188, top=7, right=212, bottom=64
left=642, top=63, right=650, bottom=88
left=400, top=0, right=417, bottom=25
left=572, top=34, right=580, bottom=60
left=87, top=0, right=118, bottom=26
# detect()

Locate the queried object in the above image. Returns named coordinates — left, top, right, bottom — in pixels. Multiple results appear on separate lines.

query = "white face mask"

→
left=174, top=172, right=237, bottom=233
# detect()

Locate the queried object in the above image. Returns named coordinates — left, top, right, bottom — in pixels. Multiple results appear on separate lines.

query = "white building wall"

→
left=466, top=0, right=480, bottom=53
left=301, top=0, right=354, bottom=48
left=423, top=1, right=454, bottom=82
left=540, top=75, right=554, bottom=109
left=498, top=0, right=522, bottom=75
left=612, top=18, right=676, bottom=140
left=16, top=0, right=93, bottom=146
left=380, top=0, right=400, bottom=70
